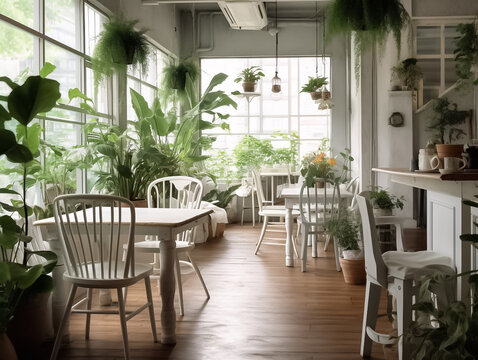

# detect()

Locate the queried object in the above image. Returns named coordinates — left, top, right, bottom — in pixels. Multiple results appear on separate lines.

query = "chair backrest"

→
left=251, top=170, right=266, bottom=212
left=346, top=176, right=360, bottom=209
left=298, top=180, right=339, bottom=228
left=356, top=193, right=388, bottom=287
left=53, top=194, right=136, bottom=280
left=147, top=176, right=203, bottom=243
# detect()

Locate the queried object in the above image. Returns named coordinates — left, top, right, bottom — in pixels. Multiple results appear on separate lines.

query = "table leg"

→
left=285, top=207, right=294, bottom=267
left=271, top=176, right=275, bottom=206
left=159, top=239, right=177, bottom=344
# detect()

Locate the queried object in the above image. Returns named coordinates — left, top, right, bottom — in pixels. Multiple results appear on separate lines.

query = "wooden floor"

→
left=49, top=224, right=393, bottom=360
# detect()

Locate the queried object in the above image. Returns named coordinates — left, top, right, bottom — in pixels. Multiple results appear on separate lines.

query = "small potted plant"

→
left=300, top=76, right=328, bottom=100
left=234, top=66, right=265, bottom=92
left=391, top=58, right=423, bottom=91
left=92, top=13, right=150, bottom=87
left=300, top=138, right=335, bottom=187
left=326, top=211, right=365, bottom=285
left=369, top=187, right=405, bottom=216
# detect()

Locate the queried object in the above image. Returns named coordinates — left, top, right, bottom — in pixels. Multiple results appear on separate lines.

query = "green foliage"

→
left=203, top=184, right=240, bottom=209
left=391, top=58, right=423, bottom=90
left=369, top=186, right=405, bottom=210
left=92, top=13, right=150, bottom=87
left=454, top=22, right=478, bottom=86
left=428, top=97, right=469, bottom=144
left=162, top=58, right=199, bottom=99
left=234, top=66, right=265, bottom=83
left=326, top=211, right=360, bottom=251
left=205, top=150, right=240, bottom=181
left=327, top=0, right=410, bottom=83
left=300, top=76, right=328, bottom=93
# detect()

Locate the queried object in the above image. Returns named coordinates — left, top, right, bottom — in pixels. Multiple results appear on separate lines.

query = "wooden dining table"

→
left=34, top=207, right=213, bottom=345
left=278, top=185, right=353, bottom=270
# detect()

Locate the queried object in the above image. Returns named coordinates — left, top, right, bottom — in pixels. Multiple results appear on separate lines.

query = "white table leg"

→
left=285, top=207, right=294, bottom=267
left=159, top=239, right=177, bottom=344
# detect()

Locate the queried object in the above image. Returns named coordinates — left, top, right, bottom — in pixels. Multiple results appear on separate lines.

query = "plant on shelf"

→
left=300, top=76, right=328, bottom=100
left=369, top=186, right=405, bottom=216
left=391, top=58, right=423, bottom=91
left=234, top=66, right=265, bottom=92
left=428, top=97, right=470, bottom=145
left=454, top=22, right=478, bottom=86
left=406, top=197, right=478, bottom=359
left=203, top=184, right=241, bottom=209
left=0, top=67, right=59, bottom=355
left=327, top=0, right=410, bottom=82
left=92, top=13, right=150, bottom=87
left=300, top=138, right=335, bottom=187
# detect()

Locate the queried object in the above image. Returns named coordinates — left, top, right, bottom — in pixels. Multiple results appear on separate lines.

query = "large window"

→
left=201, top=57, right=331, bottom=162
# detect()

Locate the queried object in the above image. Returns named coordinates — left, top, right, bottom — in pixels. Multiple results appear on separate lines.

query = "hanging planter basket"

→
left=310, top=91, right=322, bottom=100
left=321, top=90, right=331, bottom=101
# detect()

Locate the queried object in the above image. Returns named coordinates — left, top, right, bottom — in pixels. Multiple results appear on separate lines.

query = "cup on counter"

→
left=418, top=149, right=434, bottom=171
left=431, top=156, right=467, bottom=173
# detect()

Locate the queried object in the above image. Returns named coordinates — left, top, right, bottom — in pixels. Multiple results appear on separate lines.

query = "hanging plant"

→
left=162, top=58, right=199, bottom=91
left=300, top=76, right=328, bottom=100
left=391, top=58, right=423, bottom=90
left=327, top=0, right=410, bottom=82
left=454, top=22, right=478, bottom=86
left=92, top=13, right=150, bottom=87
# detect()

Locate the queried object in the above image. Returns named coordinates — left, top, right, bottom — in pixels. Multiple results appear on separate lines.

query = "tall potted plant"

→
left=234, top=66, right=265, bottom=92
left=0, top=68, right=59, bottom=358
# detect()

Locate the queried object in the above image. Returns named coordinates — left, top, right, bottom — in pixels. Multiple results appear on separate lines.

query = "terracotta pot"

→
left=242, top=82, right=256, bottom=92
left=315, top=181, right=325, bottom=188
left=310, top=91, right=322, bottom=100
left=435, top=144, right=464, bottom=159
left=0, top=332, right=17, bottom=360
left=339, top=257, right=366, bottom=285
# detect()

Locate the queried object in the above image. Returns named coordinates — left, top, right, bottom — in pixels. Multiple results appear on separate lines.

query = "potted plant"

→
left=234, top=66, right=265, bottom=92
left=405, top=197, right=478, bottom=359
left=326, top=211, right=365, bottom=285
left=454, top=22, right=478, bottom=86
left=92, top=13, right=150, bottom=87
left=327, top=0, right=410, bottom=82
left=162, top=58, right=199, bottom=93
left=203, top=184, right=241, bottom=237
left=233, top=135, right=275, bottom=175
left=300, top=76, right=328, bottom=100
left=0, top=68, right=59, bottom=358
left=369, top=187, right=405, bottom=216
left=300, top=138, right=335, bottom=187
left=391, top=58, right=423, bottom=91
left=427, top=97, right=470, bottom=161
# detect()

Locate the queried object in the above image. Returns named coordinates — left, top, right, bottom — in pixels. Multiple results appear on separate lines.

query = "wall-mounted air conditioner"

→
left=218, top=1, right=268, bottom=30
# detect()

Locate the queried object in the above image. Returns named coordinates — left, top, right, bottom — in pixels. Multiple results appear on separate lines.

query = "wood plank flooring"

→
left=49, top=224, right=392, bottom=359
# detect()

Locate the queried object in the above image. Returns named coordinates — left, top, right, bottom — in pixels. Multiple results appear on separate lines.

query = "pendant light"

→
left=271, top=0, right=281, bottom=93
left=318, top=11, right=334, bottom=110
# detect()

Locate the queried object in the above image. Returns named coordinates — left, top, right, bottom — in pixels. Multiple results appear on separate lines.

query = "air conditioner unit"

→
left=218, top=1, right=268, bottom=30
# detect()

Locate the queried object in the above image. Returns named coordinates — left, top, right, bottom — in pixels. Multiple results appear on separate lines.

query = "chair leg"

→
left=296, top=222, right=302, bottom=258
left=291, top=229, right=299, bottom=259
left=360, top=279, right=381, bottom=358
left=175, top=255, right=184, bottom=316
left=311, top=227, right=318, bottom=258
left=241, top=197, right=245, bottom=225
left=255, top=216, right=268, bottom=255
left=85, top=288, right=93, bottom=340
left=144, top=276, right=158, bottom=342
left=188, top=252, right=210, bottom=299
left=324, top=233, right=330, bottom=251
left=301, top=224, right=308, bottom=272
left=333, top=237, right=341, bottom=272
left=116, top=287, right=130, bottom=360
left=50, top=284, right=78, bottom=360
left=396, top=279, right=413, bottom=360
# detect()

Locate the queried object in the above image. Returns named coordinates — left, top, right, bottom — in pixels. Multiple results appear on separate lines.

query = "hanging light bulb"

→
left=271, top=0, right=281, bottom=93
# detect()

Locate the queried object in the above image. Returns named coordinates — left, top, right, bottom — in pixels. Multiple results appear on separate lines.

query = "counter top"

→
left=373, top=168, right=478, bottom=181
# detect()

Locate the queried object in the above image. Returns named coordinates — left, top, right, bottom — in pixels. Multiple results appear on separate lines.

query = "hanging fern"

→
left=327, top=0, right=410, bottom=83
left=92, top=13, right=150, bottom=87
left=161, top=58, right=199, bottom=106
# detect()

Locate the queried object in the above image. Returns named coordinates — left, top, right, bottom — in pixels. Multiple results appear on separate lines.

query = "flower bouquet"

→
left=300, top=151, right=336, bottom=187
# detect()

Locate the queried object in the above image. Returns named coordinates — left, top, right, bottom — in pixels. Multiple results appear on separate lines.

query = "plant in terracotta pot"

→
left=92, top=13, right=150, bottom=87
left=300, top=76, right=328, bottom=100
left=234, top=66, right=265, bottom=93
left=369, top=187, right=405, bottom=216
left=326, top=211, right=365, bottom=285
left=391, top=58, right=423, bottom=91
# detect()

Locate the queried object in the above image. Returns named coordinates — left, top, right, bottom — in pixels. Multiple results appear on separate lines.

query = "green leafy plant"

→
left=369, top=187, right=405, bottom=210
left=300, top=76, right=328, bottom=93
left=428, top=97, right=469, bottom=144
left=234, top=66, right=265, bottom=83
left=300, top=138, right=335, bottom=186
left=0, top=67, right=59, bottom=333
left=327, top=0, right=410, bottom=82
left=92, top=13, right=150, bottom=87
left=406, top=197, right=478, bottom=359
left=162, top=58, right=199, bottom=93
left=454, top=22, right=478, bottom=86
left=326, top=212, right=360, bottom=251
left=391, top=58, right=423, bottom=90
left=204, top=150, right=240, bottom=181
left=203, top=184, right=241, bottom=209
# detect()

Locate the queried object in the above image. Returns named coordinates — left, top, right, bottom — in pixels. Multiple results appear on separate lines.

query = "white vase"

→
left=373, top=208, right=393, bottom=216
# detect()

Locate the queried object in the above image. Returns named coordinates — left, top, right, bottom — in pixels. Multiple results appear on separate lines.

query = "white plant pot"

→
left=342, top=249, right=364, bottom=260
left=373, top=208, right=393, bottom=216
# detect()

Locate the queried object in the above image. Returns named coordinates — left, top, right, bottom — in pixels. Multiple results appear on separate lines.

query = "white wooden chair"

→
left=252, top=170, right=300, bottom=256
left=132, top=176, right=209, bottom=316
left=357, top=193, right=456, bottom=360
left=51, top=194, right=157, bottom=360
left=298, top=180, right=342, bottom=272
